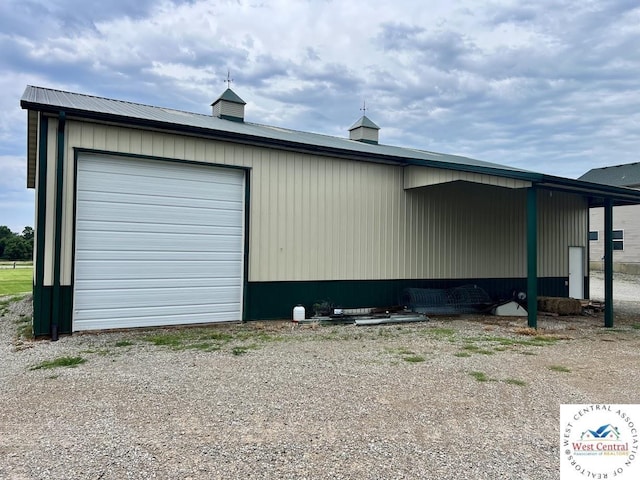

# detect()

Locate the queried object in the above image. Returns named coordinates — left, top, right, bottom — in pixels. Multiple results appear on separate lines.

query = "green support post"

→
left=526, top=187, right=538, bottom=329
left=604, top=198, right=613, bottom=328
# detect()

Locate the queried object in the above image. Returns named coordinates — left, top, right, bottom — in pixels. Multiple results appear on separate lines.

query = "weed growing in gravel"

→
left=30, top=356, right=86, bottom=370
left=114, top=340, right=133, bottom=347
left=454, top=352, right=471, bottom=357
left=469, top=371, right=492, bottom=382
left=632, top=324, right=640, bottom=330
left=232, top=346, right=251, bottom=355
left=384, top=347, right=426, bottom=364
left=548, top=365, right=571, bottom=373
left=144, top=334, right=183, bottom=347
left=403, top=355, right=425, bottom=363
left=503, top=378, right=527, bottom=387
left=15, top=314, right=32, bottom=339
left=0, top=295, right=23, bottom=317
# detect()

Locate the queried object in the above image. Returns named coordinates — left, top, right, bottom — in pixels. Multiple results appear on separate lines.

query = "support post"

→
left=603, top=198, right=614, bottom=328
left=526, top=187, right=538, bottom=329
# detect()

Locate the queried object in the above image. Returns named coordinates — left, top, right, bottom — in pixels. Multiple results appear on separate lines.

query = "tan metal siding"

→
left=61, top=121, right=587, bottom=283
left=404, top=182, right=527, bottom=278
left=43, top=119, right=58, bottom=286
left=538, top=191, right=588, bottom=277
left=404, top=165, right=531, bottom=190
left=589, top=204, right=640, bottom=265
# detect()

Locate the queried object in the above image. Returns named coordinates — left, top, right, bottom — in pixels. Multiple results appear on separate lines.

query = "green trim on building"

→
left=242, top=170, right=251, bottom=322
left=245, top=277, right=570, bottom=321
left=604, top=198, right=614, bottom=327
left=33, top=115, right=49, bottom=337
left=51, top=112, right=66, bottom=338
left=526, top=187, right=538, bottom=328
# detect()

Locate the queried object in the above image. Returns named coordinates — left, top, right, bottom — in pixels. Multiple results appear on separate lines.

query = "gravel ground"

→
left=1, top=287, right=639, bottom=480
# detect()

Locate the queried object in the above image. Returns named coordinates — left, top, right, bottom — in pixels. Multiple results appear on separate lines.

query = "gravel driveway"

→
left=1, top=290, right=639, bottom=480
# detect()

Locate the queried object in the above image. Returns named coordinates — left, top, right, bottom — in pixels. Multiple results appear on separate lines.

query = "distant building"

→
left=20, top=86, right=640, bottom=336
left=580, top=163, right=640, bottom=274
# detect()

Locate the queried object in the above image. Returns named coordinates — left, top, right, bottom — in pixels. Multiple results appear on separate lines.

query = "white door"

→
left=568, top=246, right=584, bottom=299
left=73, top=154, right=245, bottom=331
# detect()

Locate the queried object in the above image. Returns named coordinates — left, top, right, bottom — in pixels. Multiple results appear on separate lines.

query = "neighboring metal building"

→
left=580, top=162, right=640, bottom=274
left=21, top=86, right=640, bottom=336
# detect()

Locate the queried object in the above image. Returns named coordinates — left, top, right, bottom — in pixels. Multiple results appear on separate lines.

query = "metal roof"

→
left=212, top=88, right=246, bottom=105
left=20, top=85, right=529, bottom=174
left=349, top=115, right=380, bottom=131
left=19, top=85, right=640, bottom=207
left=579, top=162, right=640, bottom=188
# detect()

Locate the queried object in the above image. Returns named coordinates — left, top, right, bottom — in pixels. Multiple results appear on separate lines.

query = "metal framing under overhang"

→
left=72, top=153, right=246, bottom=331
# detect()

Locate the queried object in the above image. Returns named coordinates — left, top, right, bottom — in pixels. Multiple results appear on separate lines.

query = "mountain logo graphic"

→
left=580, top=424, right=621, bottom=441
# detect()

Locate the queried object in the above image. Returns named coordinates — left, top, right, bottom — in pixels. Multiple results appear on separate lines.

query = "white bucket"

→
left=293, top=305, right=305, bottom=323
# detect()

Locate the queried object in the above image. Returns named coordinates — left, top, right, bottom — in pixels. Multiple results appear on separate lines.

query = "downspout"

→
left=526, top=187, right=538, bottom=329
left=51, top=111, right=66, bottom=341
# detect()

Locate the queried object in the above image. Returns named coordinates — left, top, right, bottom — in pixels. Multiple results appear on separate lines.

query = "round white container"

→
left=293, top=305, right=305, bottom=322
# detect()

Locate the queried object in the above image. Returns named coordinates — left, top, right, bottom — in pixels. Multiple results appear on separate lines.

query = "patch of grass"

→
left=30, top=356, right=86, bottom=370
left=454, top=351, right=471, bottom=357
left=184, top=342, right=221, bottom=352
left=548, top=365, right=571, bottom=373
left=469, top=371, right=491, bottom=382
left=144, top=334, right=184, bottom=347
left=79, top=348, right=111, bottom=356
left=632, top=324, right=640, bottom=330
left=232, top=346, right=251, bottom=356
left=403, top=355, right=425, bottom=363
left=503, top=378, right=527, bottom=386
left=0, top=267, right=33, bottom=296
left=424, top=327, right=456, bottom=337
left=15, top=314, right=33, bottom=339
left=462, top=344, right=481, bottom=351
left=114, top=340, right=133, bottom=347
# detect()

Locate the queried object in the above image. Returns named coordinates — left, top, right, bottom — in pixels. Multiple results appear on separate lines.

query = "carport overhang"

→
left=404, top=166, right=640, bottom=329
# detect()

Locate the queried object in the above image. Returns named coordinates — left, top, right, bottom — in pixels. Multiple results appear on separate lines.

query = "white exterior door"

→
left=73, top=154, right=245, bottom=331
left=568, top=246, right=584, bottom=299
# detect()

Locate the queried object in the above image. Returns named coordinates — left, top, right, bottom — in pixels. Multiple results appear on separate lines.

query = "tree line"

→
left=0, top=226, right=34, bottom=261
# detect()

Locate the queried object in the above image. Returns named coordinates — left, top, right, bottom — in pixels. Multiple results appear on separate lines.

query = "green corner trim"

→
left=526, top=187, right=538, bottom=328
left=51, top=111, right=66, bottom=337
left=604, top=198, right=614, bottom=327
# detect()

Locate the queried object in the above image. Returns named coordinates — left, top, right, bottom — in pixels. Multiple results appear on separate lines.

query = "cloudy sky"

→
left=1, top=0, right=640, bottom=233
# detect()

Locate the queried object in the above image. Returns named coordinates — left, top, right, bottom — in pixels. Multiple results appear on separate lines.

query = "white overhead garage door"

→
left=73, top=154, right=245, bottom=331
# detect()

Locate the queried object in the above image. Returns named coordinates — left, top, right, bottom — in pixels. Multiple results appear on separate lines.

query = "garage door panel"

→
left=75, top=286, right=242, bottom=309
left=77, top=191, right=243, bottom=213
left=76, top=231, right=243, bottom=252
left=76, top=250, right=242, bottom=262
left=76, top=220, right=242, bottom=236
left=76, top=202, right=243, bottom=227
left=82, top=155, right=244, bottom=184
left=74, top=154, right=245, bottom=331
left=76, top=276, right=240, bottom=290
left=78, top=180, right=244, bottom=204
left=76, top=259, right=242, bottom=279
left=77, top=311, right=241, bottom=331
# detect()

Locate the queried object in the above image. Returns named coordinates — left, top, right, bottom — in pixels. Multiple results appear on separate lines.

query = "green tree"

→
left=22, top=226, right=34, bottom=242
left=4, top=236, right=30, bottom=260
left=0, top=225, right=14, bottom=258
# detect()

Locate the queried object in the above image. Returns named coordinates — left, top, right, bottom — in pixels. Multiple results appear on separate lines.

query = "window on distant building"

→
left=613, top=230, right=624, bottom=250
left=589, top=231, right=598, bottom=241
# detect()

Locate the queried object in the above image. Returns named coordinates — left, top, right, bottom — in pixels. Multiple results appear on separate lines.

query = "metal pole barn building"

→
left=20, top=86, right=640, bottom=336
